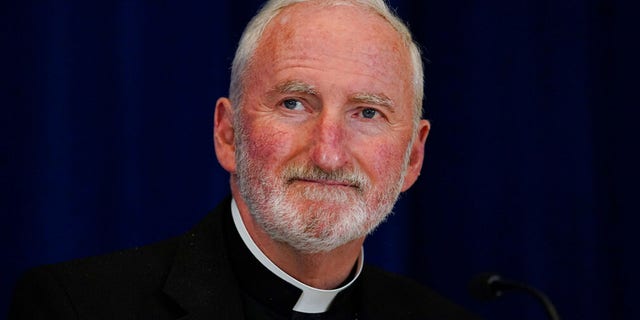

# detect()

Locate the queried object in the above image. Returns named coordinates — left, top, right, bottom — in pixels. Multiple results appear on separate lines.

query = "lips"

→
left=296, top=178, right=355, bottom=187
left=282, top=165, right=367, bottom=191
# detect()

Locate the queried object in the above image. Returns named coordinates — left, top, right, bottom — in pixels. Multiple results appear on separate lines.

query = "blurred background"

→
left=2, top=0, right=638, bottom=319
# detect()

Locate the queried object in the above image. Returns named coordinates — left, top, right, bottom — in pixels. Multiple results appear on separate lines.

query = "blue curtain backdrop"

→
left=2, top=0, right=638, bottom=319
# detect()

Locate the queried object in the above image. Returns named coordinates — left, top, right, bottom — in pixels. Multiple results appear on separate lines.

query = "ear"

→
left=214, top=97, right=237, bottom=174
left=401, top=119, right=430, bottom=192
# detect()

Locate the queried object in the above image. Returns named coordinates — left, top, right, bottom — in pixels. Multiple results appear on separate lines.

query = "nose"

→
left=309, top=112, right=349, bottom=171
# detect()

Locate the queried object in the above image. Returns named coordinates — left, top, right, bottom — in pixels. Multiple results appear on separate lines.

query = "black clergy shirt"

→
left=222, top=200, right=362, bottom=319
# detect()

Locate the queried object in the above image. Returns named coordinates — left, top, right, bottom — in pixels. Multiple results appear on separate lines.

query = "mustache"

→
left=282, top=164, right=369, bottom=190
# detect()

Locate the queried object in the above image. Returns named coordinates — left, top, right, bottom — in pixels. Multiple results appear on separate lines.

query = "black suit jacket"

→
left=10, top=198, right=480, bottom=319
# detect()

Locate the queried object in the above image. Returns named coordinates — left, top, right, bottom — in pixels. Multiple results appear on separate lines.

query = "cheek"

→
left=244, top=124, right=294, bottom=168
left=363, top=143, right=407, bottom=183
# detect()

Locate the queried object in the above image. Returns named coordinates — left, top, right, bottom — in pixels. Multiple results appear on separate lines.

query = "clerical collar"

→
left=230, top=199, right=364, bottom=314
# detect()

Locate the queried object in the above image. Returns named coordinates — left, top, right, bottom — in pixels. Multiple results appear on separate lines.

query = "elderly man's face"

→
left=220, top=3, right=428, bottom=252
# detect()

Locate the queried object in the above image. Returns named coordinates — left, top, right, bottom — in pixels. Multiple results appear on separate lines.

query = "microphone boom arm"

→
left=470, top=273, right=561, bottom=320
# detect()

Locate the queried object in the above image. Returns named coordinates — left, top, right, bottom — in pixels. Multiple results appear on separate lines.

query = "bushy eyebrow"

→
left=350, top=92, right=395, bottom=112
left=271, top=80, right=394, bottom=111
left=273, top=80, right=318, bottom=96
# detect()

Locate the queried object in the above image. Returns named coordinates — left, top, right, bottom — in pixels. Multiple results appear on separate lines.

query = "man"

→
left=10, top=0, right=479, bottom=319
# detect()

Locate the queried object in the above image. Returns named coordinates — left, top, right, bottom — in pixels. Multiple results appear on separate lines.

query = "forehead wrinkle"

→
left=350, top=92, right=395, bottom=112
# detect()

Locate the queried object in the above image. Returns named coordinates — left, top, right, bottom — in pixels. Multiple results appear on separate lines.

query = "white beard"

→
left=234, top=126, right=411, bottom=253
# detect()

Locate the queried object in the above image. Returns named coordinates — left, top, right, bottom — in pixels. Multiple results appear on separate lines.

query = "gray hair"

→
left=229, top=0, right=424, bottom=127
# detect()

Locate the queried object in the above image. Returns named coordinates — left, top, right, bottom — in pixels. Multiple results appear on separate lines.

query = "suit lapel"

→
left=145, top=198, right=245, bottom=319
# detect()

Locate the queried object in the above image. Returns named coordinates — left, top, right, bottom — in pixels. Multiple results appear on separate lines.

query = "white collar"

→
left=230, top=199, right=364, bottom=314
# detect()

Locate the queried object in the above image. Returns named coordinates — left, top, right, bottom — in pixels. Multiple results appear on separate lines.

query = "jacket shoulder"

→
left=360, top=265, right=481, bottom=320
left=10, top=236, right=182, bottom=319
left=10, top=199, right=236, bottom=319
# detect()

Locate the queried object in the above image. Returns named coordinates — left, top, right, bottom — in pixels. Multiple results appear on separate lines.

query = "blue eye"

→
left=361, top=108, right=377, bottom=119
left=283, top=99, right=303, bottom=110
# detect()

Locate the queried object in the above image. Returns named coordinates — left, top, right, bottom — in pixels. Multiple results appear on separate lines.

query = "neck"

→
left=265, top=235, right=363, bottom=289
left=231, top=186, right=363, bottom=289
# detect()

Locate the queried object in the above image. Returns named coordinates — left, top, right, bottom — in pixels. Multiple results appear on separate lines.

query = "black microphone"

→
left=469, top=273, right=560, bottom=320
